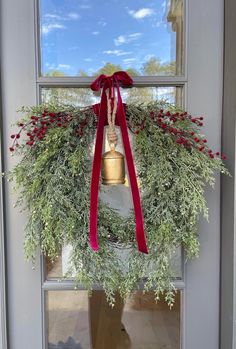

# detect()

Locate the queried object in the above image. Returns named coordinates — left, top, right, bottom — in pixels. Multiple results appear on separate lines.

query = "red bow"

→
left=90, top=71, right=148, bottom=254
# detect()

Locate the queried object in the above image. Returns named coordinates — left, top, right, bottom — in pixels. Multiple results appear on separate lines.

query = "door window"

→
left=37, top=1, right=185, bottom=348
left=39, top=0, right=184, bottom=76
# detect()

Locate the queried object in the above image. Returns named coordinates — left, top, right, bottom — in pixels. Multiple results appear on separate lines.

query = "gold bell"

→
left=102, top=146, right=125, bottom=185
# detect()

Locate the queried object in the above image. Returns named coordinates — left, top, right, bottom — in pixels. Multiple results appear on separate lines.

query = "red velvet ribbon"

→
left=90, top=71, right=148, bottom=254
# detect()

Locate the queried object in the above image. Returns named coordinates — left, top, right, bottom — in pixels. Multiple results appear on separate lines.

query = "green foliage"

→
left=142, top=57, right=176, bottom=76
left=8, top=102, right=228, bottom=306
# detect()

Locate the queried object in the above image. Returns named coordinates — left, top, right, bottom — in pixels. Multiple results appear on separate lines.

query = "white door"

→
left=0, top=0, right=224, bottom=348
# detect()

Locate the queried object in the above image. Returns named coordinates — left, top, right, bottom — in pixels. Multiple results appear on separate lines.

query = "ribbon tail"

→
left=89, top=90, right=107, bottom=251
left=115, top=82, right=148, bottom=254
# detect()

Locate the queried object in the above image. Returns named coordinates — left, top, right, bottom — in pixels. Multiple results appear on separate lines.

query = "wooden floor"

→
left=47, top=290, right=180, bottom=349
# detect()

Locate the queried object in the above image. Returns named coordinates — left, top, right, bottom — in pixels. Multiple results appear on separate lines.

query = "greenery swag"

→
left=8, top=101, right=228, bottom=306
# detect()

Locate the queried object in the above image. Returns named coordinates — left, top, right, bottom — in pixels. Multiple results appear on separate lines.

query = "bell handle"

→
left=109, top=142, right=116, bottom=151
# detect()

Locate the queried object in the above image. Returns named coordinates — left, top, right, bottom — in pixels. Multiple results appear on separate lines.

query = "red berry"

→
left=172, top=129, right=177, bottom=134
left=210, top=154, right=214, bottom=159
left=199, top=117, right=204, bottom=120
left=16, top=134, right=20, bottom=139
left=199, top=122, right=203, bottom=126
left=19, top=123, right=24, bottom=127
left=190, top=131, right=195, bottom=136
left=10, top=134, right=15, bottom=139
left=222, top=155, right=226, bottom=160
left=216, top=152, right=220, bottom=156
left=203, top=139, right=207, bottom=143
left=9, top=147, right=14, bottom=152
left=57, top=123, right=62, bottom=127
left=135, top=130, right=139, bottom=135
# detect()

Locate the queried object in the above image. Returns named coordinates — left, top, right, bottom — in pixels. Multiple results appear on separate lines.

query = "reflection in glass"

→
left=40, top=0, right=184, bottom=76
left=46, top=290, right=181, bottom=349
left=41, top=87, right=183, bottom=106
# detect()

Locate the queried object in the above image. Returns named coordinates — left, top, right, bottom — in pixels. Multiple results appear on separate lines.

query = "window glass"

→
left=46, top=290, right=181, bottom=349
left=40, top=0, right=184, bottom=76
left=41, top=86, right=183, bottom=106
left=46, top=246, right=182, bottom=280
left=42, top=85, right=183, bottom=282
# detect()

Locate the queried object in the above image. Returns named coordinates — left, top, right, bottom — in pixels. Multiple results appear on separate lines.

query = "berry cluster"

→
left=9, top=108, right=226, bottom=162
left=9, top=110, right=89, bottom=152
left=135, top=109, right=226, bottom=160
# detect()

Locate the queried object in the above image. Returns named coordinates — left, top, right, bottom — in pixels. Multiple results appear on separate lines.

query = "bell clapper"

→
left=101, top=91, right=125, bottom=185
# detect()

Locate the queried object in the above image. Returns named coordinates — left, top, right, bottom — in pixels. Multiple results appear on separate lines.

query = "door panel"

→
left=0, top=0, right=224, bottom=348
left=0, top=1, right=41, bottom=349
left=185, top=0, right=223, bottom=348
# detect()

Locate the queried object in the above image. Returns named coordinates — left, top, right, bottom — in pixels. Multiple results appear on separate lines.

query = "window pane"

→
left=46, top=290, right=181, bottom=349
left=39, top=0, right=184, bottom=76
left=41, top=86, right=183, bottom=106
left=42, top=85, right=183, bottom=281
left=46, top=245, right=182, bottom=281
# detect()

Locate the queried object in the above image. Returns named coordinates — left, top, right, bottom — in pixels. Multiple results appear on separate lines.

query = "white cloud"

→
left=92, top=31, right=100, bottom=35
left=80, top=4, right=91, bottom=9
left=103, top=50, right=132, bottom=56
left=58, top=64, right=71, bottom=69
left=114, top=36, right=126, bottom=46
left=44, top=14, right=62, bottom=20
left=144, top=54, right=155, bottom=61
left=84, top=58, right=93, bottom=62
left=44, top=12, right=80, bottom=21
left=41, top=23, right=66, bottom=35
left=98, top=20, right=107, bottom=27
left=68, top=12, right=80, bottom=20
left=46, top=63, right=72, bottom=71
left=114, top=33, right=142, bottom=46
left=129, top=8, right=155, bottom=19
left=154, top=20, right=162, bottom=27
left=123, top=58, right=137, bottom=64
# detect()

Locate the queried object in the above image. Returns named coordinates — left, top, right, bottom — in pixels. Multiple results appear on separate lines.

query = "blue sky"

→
left=40, top=0, right=176, bottom=76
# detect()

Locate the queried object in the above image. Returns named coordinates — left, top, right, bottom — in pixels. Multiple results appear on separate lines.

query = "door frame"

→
left=0, top=68, right=8, bottom=349
left=0, top=0, right=234, bottom=348
left=220, top=0, right=236, bottom=347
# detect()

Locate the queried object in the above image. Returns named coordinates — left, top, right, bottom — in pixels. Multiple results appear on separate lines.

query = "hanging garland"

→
left=8, top=73, right=228, bottom=306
